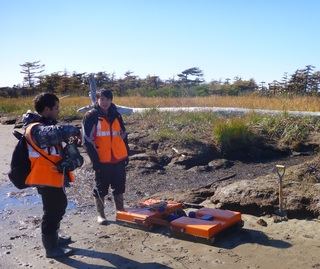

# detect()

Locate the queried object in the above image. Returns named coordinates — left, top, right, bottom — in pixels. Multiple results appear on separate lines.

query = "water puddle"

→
left=0, top=186, right=39, bottom=210
left=0, top=185, right=76, bottom=211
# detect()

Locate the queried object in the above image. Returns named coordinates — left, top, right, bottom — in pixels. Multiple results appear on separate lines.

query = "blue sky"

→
left=1, top=0, right=319, bottom=87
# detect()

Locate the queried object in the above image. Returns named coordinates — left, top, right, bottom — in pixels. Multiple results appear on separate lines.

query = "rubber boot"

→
left=57, top=222, right=71, bottom=245
left=114, top=194, right=125, bottom=211
left=94, top=196, right=108, bottom=225
left=58, top=235, right=71, bottom=245
left=42, top=232, right=73, bottom=258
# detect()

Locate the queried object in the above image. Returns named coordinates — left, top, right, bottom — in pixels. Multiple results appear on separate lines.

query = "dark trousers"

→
left=93, top=161, right=126, bottom=198
left=37, top=186, right=67, bottom=234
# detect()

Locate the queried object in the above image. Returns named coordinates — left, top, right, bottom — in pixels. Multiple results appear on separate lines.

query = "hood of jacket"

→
left=22, top=110, right=58, bottom=127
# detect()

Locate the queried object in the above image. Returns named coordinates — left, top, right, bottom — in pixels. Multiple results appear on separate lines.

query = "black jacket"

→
left=22, top=111, right=80, bottom=149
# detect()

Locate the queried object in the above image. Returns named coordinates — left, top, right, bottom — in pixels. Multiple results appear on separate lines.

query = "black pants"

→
left=37, top=186, right=67, bottom=235
left=93, top=161, right=126, bottom=198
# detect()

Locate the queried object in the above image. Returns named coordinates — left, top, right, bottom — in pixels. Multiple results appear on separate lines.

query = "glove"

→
left=92, top=162, right=101, bottom=172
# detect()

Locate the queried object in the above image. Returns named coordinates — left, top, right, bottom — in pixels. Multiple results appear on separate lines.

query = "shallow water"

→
left=0, top=184, right=76, bottom=211
left=0, top=185, right=39, bottom=210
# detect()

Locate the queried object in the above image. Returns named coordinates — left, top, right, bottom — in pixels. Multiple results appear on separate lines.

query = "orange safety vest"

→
left=95, top=116, right=128, bottom=163
left=25, top=122, right=74, bottom=188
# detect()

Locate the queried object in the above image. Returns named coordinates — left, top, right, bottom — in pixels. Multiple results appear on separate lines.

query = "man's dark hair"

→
left=96, top=89, right=113, bottom=100
left=33, top=93, right=59, bottom=113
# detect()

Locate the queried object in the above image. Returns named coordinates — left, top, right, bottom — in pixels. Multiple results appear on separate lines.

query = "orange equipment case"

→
left=116, top=199, right=183, bottom=230
left=116, top=199, right=243, bottom=244
left=139, top=199, right=184, bottom=215
left=170, top=207, right=243, bottom=244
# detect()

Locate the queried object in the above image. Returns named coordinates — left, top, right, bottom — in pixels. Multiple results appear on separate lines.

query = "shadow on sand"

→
left=213, top=228, right=292, bottom=249
left=55, top=247, right=173, bottom=269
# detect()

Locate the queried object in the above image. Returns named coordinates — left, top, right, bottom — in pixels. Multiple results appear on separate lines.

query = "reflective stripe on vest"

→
left=96, top=121, right=122, bottom=137
left=24, top=122, right=74, bottom=187
left=95, top=117, right=128, bottom=163
left=27, top=144, right=61, bottom=158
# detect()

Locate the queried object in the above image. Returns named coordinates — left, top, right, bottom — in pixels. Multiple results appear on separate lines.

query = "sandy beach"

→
left=1, top=123, right=320, bottom=269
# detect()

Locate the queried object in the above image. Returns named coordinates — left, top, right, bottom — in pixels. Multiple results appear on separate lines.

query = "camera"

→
left=56, top=141, right=84, bottom=173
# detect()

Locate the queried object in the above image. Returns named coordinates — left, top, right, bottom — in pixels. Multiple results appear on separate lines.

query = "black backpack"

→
left=8, top=130, right=31, bottom=189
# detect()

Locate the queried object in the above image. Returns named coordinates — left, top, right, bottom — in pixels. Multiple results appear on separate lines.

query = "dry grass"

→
left=0, top=95, right=319, bottom=117
left=112, top=96, right=320, bottom=112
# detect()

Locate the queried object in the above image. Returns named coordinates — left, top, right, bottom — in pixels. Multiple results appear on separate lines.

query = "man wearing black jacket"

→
left=82, top=89, right=129, bottom=225
left=23, top=93, right=81, bottom=258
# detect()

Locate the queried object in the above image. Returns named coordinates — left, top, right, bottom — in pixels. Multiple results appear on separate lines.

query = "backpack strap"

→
left=27, top=138, right=57, bottom=165
left=16, top=130, right=57, bottom=166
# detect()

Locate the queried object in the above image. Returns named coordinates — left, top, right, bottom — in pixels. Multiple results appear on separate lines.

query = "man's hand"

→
left=74, top=135, right=82, bottom=146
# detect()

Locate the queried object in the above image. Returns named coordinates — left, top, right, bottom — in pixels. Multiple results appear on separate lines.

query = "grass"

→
left=250, top=114, right=320, bottom=144
left=213, top=117, right=255, bottom=153
left=128, top=108, right=320, bottom=153
left=1, top=95, right=320, bottom=118
left=1, top=95, right=319, bottom=150
left=136, top=110, right=218, bottom=144
left=117, top=95, right=320, bottom=112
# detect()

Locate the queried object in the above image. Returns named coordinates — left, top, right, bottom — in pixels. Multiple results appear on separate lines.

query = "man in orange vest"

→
left=82, top=89, right=129, bottom=225
left=23, top=93, right=81, bottom=258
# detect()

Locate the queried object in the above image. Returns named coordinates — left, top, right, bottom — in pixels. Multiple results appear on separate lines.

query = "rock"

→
left=1, top=116, right=17, bottom=125
left=208, top=159, right=234, bottom=169
left=257, top=219, right=267, bottom=226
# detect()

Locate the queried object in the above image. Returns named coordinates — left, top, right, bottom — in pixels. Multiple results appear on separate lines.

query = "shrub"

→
left=213, top=117, right=255, bottom=154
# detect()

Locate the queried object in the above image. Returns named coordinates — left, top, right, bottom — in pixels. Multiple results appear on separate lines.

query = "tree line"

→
left=0, top=61, right=319, bottom=98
